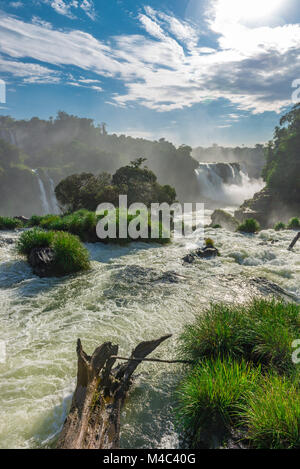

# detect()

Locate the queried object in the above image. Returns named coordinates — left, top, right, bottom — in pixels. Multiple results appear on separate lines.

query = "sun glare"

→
left=217, top=0, right=283, bottom=22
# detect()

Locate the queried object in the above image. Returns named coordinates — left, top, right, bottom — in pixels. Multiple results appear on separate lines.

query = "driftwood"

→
left=56, top=334, right=172, bottom=449
left=288, top=232, right=300, bottom=251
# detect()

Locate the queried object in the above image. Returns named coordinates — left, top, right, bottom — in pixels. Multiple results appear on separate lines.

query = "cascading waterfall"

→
left=195, top=162, right=264, bottom=206
left=48, top=174, right=60, bottom=215
left=32, top=169, right=52, bottom=214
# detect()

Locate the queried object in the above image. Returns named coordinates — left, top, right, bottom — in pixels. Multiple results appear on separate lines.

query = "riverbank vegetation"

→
left=176, top=298, right=300, bottom=449
left=17, top=229, right=90, bottom=276
left=237, top=218, right=260, bottom=234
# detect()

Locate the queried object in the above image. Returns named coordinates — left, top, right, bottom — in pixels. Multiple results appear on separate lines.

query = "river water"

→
left=0, top=219, right=299, bottom=449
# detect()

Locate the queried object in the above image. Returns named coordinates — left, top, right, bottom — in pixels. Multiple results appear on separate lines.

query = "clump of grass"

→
left=288, top=217, right=300, bottom=230
left=29, top=209, right=170, bottom=245
left=0, top=216, right=23, bottom=230
left=274, top=222, right=286, bottom=231
left=179, top=299, right=299, bottom=374
left=238, top=374, right=300, bottom=449
left=205, top=238, right=215, bottom=248
left=212, top=224, right=222, bottom=229
left=176, top=357, right=261, bottom=446
left=27, top=215, right=44, bottom=227
left=17, top=229, right=90, bottom=275
left=237, top=218, right=260, bottom=234
left=177, top=298, right=300, bottom=449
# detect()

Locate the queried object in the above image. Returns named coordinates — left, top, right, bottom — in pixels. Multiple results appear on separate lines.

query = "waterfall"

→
left=32, top=169, right=52, bottom=215
left=195, top=162, right=264, bottom=206
left=48, top=174, right=60, bottom=214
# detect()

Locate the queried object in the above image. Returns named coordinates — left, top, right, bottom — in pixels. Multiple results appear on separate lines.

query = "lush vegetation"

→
left=55, top=158, right=177, bottom=212
left=237, top=218, right=260, bottom=234
left=0, top=112, right=200, bottom=216
left=176, top=299, right=300, bottom=448
left=17, top=229, right=90, bottom=275
left=0, top=216, right=23, bottom=230
left=288, top=217, right=300, bottom=230
left=27, top=209, right=170, bottom=245
left=263, top=104, right=300, bottom=204
left=274, top=221, right=286, bottom=231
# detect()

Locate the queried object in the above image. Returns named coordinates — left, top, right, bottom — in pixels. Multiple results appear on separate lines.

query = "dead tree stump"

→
left=56, top=334, right=172, bottom=449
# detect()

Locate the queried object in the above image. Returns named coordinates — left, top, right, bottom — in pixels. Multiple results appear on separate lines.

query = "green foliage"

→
left=179, top=299, right=299, bottom=374
left=287, top=217, right=300, bottom=230
left=262, top=104, right=300, bottom=203
left=0, top=216, right=23, bottom=230
left=274, top=222, right=286, bottom=231
left=212, top=224, right=222, bottom=229
left=237, top=218, right=260, bottom=234
left=16, top=229, right=54, bottom=255
left=238, top=374, right=300, bottom=449
left=205, top=238, right=215, bottom=247
left=17, top=229, right=90, bottom=275
left=176, top=357, right=261, bottom=445
left=27, top=209, right=171, bottom=245
left=177, top=299, right=300, bottom=448
left=55, top=164, right=177, bottom=212
left=28, top=215, right=44, bottom=227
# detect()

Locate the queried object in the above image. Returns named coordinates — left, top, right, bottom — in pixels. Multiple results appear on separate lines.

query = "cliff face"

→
left=234, top=188, right=300, bottom=229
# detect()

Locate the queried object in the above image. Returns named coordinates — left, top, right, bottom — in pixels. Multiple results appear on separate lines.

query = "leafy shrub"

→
left=0, top=216, right=23, bottom=230
left=274, top=222, right=286, bottom=231
left=17, top=229, right=90, bottom=275
left=287, top=217, right=300, bottom=230
left=237, top=218, right=260, bottom=234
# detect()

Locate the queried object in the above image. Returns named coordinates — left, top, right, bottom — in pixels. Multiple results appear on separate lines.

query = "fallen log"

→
left=56, top=334, right=172, bottom=449
left=288, top=232, right=300, bottom=251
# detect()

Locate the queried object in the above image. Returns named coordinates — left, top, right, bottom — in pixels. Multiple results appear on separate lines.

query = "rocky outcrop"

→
left=28, top=247, right=56, bottom=277
left=234, top=188, right=300, bottom=229
left=183, top=246, right=219, bottom=263
left=210, top=209, right=239, bottom=231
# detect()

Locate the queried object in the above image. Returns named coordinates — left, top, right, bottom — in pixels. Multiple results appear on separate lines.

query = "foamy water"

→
left=0, top=223, right=299, bottom=448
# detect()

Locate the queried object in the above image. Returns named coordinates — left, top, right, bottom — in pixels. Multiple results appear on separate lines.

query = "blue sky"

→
left=0, top=0, right=300, bottom=146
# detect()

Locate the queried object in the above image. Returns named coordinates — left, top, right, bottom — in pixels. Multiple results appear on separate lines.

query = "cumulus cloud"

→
left=0, top=1, right=299, bottom=114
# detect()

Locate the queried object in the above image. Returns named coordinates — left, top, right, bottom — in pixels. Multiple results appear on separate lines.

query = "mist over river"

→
left=0, top=214, right=299, bottom=449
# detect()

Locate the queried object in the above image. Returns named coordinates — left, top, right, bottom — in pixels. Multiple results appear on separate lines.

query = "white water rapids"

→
left=0, top=217, right=299, bottom=449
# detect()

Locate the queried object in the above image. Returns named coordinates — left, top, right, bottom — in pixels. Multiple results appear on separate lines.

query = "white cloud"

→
left=43, top=0, right=96, bottom=20
left=0, top=2, right=300, bottom=114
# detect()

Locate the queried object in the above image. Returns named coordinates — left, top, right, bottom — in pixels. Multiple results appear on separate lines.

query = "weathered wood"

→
left=111, top=356, right=193, bottom=364
left=288, top=232, right=300, bottom=251
left=56, top=334, right=172, bottom=449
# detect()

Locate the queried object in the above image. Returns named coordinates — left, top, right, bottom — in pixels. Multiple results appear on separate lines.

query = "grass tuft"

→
left=237, top=218, right=260, bottom=234
left=17, top=229, right=90, bottom=275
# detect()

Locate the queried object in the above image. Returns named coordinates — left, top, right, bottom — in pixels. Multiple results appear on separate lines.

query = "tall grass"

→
left=27, top=209, right=170, bottom=244
left=237, top=218, right=260, bottom=233
left=17, top=229, right=90, bottom=276
left=177, top=298, right=300, bottom=449
left=0, top=216, right=23, bottom=230
left=238, top=374, right=300, bottom=449
left=176, top=357, right=261, bottom=446
left=179, top=299, right=299, bottom=374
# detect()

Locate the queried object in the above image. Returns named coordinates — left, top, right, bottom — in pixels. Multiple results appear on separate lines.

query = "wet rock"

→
left=250, top=277, right=298, bottom=302
left=28, top=247, right=56, bottom=277
left=210, top=209, right=239, bottom=231
left=183, top=247, right=219, bottom=263
left=0, top=237, right=15, bottom=247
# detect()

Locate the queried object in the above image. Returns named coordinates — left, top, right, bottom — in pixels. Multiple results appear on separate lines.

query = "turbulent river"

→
left=0, top=213, right=300, bottom=449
